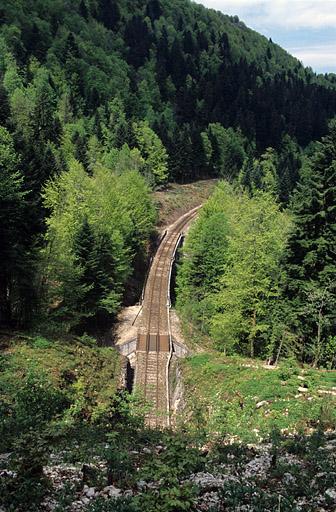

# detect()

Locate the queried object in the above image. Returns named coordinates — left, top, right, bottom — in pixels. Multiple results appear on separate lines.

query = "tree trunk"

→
left=313, top=307, right=323, bottom=368
left=275, top=335, right=284, bottom=366
left=250, top=309, right=256, bottom=358
left=0, top=273, right=11, bottom=327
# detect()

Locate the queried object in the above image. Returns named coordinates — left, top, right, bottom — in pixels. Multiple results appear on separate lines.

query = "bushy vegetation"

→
left=0, top=335, right=123, bottom=510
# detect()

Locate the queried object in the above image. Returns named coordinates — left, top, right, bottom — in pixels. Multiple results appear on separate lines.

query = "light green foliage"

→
left=133, top=120, right=169, bottom=186
left=176, top=185, right=232, bottom=332
left=177, top=182, right=291, bottom=356
left=103, top=144, right=144, bottom=175
left=42, top=161, right=156, bottom=329
left=212, top=189, right=291, bottom=357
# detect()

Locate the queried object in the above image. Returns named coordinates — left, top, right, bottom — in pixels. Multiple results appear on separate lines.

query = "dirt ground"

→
left=154, top=179, right=216, bottom=228
left=113, top=305, right=142, bottom=346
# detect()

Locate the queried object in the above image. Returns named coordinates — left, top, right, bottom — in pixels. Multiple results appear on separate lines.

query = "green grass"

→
left=182, top=354, right=336, bottom=442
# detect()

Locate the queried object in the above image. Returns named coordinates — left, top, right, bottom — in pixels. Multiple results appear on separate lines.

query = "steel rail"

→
left=139, top=207, right=200, bottom=427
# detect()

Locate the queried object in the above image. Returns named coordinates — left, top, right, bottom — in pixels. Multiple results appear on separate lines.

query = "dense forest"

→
left=177, top=121, right=336, bottom=368
left=0, top=0, right=336, bottom=340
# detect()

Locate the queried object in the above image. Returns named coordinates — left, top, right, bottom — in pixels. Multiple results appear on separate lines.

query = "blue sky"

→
left=197, top=0, right=336, bottom=74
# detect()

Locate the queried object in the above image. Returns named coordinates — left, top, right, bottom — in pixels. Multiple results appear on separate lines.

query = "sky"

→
left=197, top=0, right=336, bottom=74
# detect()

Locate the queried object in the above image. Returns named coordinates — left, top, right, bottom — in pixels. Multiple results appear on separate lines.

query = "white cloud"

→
left=198, top=1, right=336, bottom=29
left=289, top=44, right=336, bottom=70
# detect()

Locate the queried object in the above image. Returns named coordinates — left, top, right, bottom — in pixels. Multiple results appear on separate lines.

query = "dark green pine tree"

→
left=73, top=218, right=97, bottom=322
left=98, top=0, right=120, bottom=31
left=79, top=0, right=89, bottom=20
left=146, top=0, right=163, bottom=22
left=74, top=220, right=122, bottom=330
left=277, top=135, right=302, bottom=203
left=0, top=82, right=10, bottom=125
left=284, top=120, right=336, bottom=364
left=0, top=126, right=32, bottom=327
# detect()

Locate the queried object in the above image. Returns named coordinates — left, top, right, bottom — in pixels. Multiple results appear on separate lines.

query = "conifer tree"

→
left=0, top=126, right=25, bottom=325
left=285, top=120, right=336, bottom=365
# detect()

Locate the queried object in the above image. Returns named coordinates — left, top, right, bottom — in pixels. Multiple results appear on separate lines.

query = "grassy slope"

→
left=0, top=334, right=121, bottom=451
left=182, top=354, right=336, bottom=442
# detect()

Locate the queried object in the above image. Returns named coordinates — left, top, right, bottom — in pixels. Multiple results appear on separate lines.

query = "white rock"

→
left=142, top=447, right=152, bottom=454
left=0, top=453, right=11, bottom=460
left=283, top=472, right=296, bottom=485
left=137, top=480, right=147, bottom=489
left=318, top=389, right=336, bottom=396
left=298, top=386, right=309, bottom=393
left=256, top=400, right=268, bottom=409
left=81, top=496, right=90, bottom=505
left=85, top=487, right=96, bottom=498
left=103, top=485, right=122, bottom=498
left=326, top=488, right=336, bottom=501
left=189, top=472, right=237, bottom=489
left=297, top=375, right=305, bottom=381
left=244, top=454, right=272, bottom=478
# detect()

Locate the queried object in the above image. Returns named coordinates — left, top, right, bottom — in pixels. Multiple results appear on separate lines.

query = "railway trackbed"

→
left=134, top=207, right=200, bottom=427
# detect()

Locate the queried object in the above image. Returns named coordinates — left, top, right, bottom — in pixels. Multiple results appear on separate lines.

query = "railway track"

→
left=134, top=207, right=199, bottom=427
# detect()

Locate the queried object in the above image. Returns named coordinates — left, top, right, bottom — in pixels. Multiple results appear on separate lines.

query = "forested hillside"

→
left=1, top=0, right=336, bottom=332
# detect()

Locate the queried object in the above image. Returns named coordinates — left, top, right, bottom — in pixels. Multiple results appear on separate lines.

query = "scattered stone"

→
left=142, top=447, right=152, bottom=454
left=283, top=472, right=296, bottom=485
left=325, top=488, right=336, bottom=502
left=298, top=387, right=309, bottom=393
left=256, top=400, right=268, bottom=409
left=85, top=486, right=96, bottom=498
left=189, top=472, right=237, bottom=490
left=81, top=496, right=90, bottom=505
left=318, top=389, right=336, bottom=396
left=137, top=479, right=147, bottom=490
left=102, top=485, right=122, bottom=498
left=297, top=375, right=305, bottom=381
left=0, top=453, right=11, bottom=461
left=244, top=453, right=272, bottom=478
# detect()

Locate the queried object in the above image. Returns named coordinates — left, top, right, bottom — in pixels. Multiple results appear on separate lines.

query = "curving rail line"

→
left=134, top=207, right=200, bottom=427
